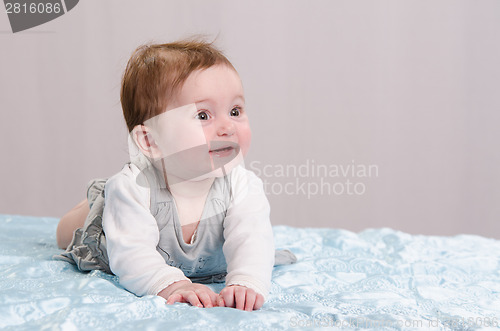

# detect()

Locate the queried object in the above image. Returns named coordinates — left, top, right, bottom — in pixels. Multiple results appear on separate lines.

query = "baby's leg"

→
left=56, top=199, right=90, bottom=249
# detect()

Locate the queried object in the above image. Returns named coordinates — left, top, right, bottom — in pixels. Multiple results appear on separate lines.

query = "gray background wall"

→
left=1, top=0, right=499, bottom=238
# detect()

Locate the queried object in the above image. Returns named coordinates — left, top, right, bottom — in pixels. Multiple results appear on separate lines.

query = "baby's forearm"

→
left=222, top=169, right=275, bottom=299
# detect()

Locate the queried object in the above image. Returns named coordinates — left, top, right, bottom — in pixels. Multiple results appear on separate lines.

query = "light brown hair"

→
left=120, top=39, right=235, bottom=132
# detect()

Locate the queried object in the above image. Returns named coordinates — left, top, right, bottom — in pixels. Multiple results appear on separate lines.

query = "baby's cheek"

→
left=239, top=127, right=252, bottom=157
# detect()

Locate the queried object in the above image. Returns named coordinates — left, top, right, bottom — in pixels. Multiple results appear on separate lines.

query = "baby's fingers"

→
left=197, top=290, right=215, bottom=308
left=234, top=286, right=246, bottom=310
left=184, top=291, right=203, bottom=308
left=166, top=293, right=184, bottom=305
left=218, top=286, right=265, bottom=311
left=244, top=289, right=256, bottom=311
left=218, top=287, right=235, bottom=308
left=254, top=293, right=264, bottom=310
left=167, top=291, right=202, bottom=307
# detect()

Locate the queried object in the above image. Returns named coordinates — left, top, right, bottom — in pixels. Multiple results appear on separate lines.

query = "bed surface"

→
left=1, top=214, right=499, bottom=330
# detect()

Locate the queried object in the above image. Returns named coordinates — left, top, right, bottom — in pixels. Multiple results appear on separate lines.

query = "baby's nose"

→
left=216, top=117, right=235, bottom=136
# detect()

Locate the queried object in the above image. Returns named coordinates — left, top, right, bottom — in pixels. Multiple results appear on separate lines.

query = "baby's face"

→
left=145, top=65, right=251, bottom=181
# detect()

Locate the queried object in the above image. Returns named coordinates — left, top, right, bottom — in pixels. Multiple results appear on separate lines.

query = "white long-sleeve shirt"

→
left=102, top=163, right=275, bottom=299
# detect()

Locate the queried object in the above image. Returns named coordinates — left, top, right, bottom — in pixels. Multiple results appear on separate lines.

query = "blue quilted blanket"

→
left=1, top=214, right=499, bottom=330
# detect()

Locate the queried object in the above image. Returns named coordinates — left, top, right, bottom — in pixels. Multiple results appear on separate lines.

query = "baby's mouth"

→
left=209, top=142, right=239, bottom=157
left=209, top=146, right=235, bottom=157
left=212, top=146, right=233, bottom=152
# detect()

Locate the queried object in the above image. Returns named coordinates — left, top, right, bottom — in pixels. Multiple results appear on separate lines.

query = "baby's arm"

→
left=103, top=165, right=216, bottom=306
left=219, top=167, right=275, bottom=310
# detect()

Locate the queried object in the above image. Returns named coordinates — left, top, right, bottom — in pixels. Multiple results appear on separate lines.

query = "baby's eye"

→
left=196, top=111, right=210, bottom=121
left=230, top=107, right=241, bottom=117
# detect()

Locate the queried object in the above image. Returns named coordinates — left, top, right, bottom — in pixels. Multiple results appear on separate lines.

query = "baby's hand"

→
left=158, top=280, right=217, bottom=308
left=217, top=285, right=264, bottom=311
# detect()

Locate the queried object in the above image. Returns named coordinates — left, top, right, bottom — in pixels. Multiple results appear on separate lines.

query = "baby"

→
left=55, top=40, right=295, bottom=311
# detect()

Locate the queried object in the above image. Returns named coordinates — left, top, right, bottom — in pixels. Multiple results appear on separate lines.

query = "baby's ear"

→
left=131, top=125, right=162, bottom=159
